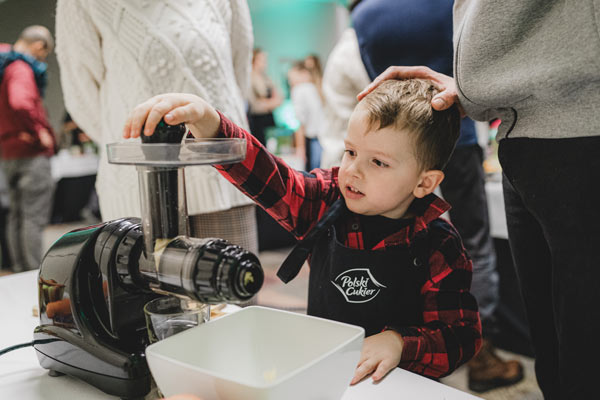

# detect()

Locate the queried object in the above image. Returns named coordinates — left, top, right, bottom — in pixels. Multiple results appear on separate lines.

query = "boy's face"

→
left=338, top=106, right=423, bottom=219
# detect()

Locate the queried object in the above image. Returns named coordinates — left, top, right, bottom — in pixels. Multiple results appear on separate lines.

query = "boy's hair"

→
left=361, top=79, right=460, bottom=171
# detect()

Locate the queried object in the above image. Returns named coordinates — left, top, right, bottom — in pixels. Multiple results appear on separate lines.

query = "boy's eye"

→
left=344, top=149, right=356, bottom=157
left=373, top=159, right=389, bottom=168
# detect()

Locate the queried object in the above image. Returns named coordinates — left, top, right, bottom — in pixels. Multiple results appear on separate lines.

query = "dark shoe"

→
left=468, top=339, right=524, bottom=393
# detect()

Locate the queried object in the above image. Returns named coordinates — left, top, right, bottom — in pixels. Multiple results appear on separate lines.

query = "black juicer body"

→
left=34, top=218, right=156, bottom=398
left=33, top=122, right=263, bottom=398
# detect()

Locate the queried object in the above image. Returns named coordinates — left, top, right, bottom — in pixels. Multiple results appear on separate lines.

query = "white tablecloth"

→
left=51, top=150, right=99, bottom=181
left=0, top=271, right=480, bottom=400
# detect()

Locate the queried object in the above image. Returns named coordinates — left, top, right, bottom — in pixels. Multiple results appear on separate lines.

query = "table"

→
left=0, top=271, right=481, bottom=400
left=51, top=150, right=99, bottom=181
left=49, top=150, right=100, bottom=223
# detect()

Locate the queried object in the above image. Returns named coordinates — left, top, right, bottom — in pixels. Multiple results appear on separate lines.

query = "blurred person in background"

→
left=288, top=61, right=324, bottom=171
left=318, top=19, right=370, bottom=169
left=247, top=48, right=282, bottom=145
left=352, top=0, right=523, bottom=392
left=59, top=112, right=97, bottom=155
left=0, top=25, right=56, bottom=273
left=55, top=0, right=259, bottom=255
left=303, top=53, right=323, bottom=99
left=49, top=112, right=100, bottom=224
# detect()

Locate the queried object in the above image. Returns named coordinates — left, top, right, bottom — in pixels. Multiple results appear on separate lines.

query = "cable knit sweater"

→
left=55, top=0, right=254, bottom=220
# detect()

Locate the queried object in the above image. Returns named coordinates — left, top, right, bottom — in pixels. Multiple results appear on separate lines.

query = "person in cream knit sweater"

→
left=55, top=0, right=258, bottom=252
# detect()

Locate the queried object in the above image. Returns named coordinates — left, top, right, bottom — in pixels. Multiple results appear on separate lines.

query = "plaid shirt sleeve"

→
left=387, top=225, right=482, bottom=378
left=214, top=112, right=339, bottom=238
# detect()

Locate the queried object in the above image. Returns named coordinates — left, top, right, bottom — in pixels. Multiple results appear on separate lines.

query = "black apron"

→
left=278, top=199, right=430, bottom=337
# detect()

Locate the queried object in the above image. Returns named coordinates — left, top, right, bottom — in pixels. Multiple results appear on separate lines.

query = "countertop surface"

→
left=0, top=271, right=481, bottom=400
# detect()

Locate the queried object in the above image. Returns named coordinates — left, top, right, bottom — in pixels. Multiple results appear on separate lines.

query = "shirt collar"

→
left=332, top=167, right=451, bottom=247
left=375, top=193, right=450, bottom=248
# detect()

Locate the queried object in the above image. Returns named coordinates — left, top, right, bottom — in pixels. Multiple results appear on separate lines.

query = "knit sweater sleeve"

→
left=230, top=0, right=253, bottom=100
left=55, top=0, right=105, bottom=143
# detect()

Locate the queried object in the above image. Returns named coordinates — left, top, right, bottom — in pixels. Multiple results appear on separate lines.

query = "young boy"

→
left=124, top=79, right=482, bottom=383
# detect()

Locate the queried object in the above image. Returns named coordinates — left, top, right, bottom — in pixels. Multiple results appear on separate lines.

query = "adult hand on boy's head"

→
left=350, top=330, right=404, bottom=385
left=357, top=66, right=463, bottom=115
left=123, top=93, right=221, bottom=140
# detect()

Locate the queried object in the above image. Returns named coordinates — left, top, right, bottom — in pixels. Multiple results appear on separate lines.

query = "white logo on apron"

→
left=331, top=268, right=387, bottom=303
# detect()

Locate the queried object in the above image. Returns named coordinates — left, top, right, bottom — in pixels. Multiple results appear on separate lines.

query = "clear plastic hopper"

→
left=107, top=138, right=246, bottom=259
left=106, top=137, right=261, bottom=303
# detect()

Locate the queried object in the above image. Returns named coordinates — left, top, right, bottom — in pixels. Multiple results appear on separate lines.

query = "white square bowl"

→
left=146, top=306, right=365, bottom=400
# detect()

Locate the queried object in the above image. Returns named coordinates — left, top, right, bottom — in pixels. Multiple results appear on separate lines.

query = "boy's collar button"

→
left=351, top=223, right=359, bottom=231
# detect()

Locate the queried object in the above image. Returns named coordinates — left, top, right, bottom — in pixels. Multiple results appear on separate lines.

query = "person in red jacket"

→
left=0, top=25, right=56, bottom=272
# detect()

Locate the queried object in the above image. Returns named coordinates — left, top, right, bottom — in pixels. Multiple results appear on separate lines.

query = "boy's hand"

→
left=357, top=66, right=463, bottom=115
left=123, top=93, right=221, bottom=140
left=351, top=330, right=404, bottom=385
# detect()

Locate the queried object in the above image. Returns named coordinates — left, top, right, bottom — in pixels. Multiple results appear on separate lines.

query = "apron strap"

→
left=277, top=198, right=346, bottom=283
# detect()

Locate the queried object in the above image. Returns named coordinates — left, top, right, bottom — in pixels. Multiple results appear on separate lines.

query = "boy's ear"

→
left=413, top=170, right=445, bottom=198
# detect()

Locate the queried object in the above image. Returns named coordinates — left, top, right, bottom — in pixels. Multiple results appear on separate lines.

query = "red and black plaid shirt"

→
left=215, top=113, right=482, bottom=378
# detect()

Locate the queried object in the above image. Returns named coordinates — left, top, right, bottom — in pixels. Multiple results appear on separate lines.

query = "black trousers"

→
left=499, top=137, right=600, bottom=400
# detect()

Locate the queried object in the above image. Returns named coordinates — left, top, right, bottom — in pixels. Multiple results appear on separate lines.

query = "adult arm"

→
left=55, top=0, right=105, bottom=143
left=453, top=0, right=472, bottom=34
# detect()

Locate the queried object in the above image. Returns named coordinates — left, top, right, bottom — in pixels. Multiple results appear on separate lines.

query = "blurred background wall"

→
left=249, top=0, right=349, bottom=95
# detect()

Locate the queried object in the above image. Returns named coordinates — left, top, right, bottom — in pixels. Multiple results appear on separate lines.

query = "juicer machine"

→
left=33, top=122, right=264, bottom=398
